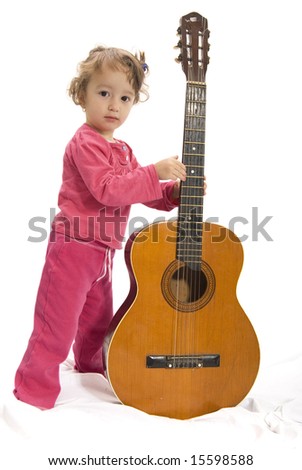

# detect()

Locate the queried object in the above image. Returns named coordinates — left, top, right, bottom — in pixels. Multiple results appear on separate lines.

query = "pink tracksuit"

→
left=14, top=124, right=178, bottom=409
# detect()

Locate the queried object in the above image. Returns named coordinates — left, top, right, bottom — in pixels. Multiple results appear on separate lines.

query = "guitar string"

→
left=193, top=80, right=206, bottom=359
left=191, top=80, right=203, bottom=362
left=172, top=82, right=199, bottom=363
left=186, top=81, right=197, bottom=362
left=181, top=81, right=189, bottom=363
left=172, top=82, right=190, bottom=366
left=197, top=80, right=207, bottom=360
left=184, top=79, right=206, bottom=364
left=190, top=82, right=197, bottom=361
left=173, top=80, right=188, bottom=364
left=186, top=82, right=193, bottom=362
left=172, top=50, right=206, bottom=366
left=187, top=80, right=193, bottom=361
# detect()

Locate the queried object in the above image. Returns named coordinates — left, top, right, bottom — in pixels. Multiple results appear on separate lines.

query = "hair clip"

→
left=142, top=63, right=149, bottom=73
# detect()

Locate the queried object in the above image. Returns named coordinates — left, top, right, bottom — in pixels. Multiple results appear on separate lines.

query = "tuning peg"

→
left=175, top=54, right=183, bottom=64
left=177, top=26, right=181, bottom=35
left=174, top=40, right=182, bottom=49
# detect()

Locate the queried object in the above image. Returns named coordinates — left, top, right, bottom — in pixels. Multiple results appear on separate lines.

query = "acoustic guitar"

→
left=104, top=12, right=260, bottom=419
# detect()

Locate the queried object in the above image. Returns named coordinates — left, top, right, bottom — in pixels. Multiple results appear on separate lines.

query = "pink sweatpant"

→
left=14, top=231, right=114, bottom=409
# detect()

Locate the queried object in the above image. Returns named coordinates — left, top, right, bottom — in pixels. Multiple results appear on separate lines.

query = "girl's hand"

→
left=203, top=176, right=207, bottom=195
left=154, top=156, right=186, bottom=182
left=172, top=180, right=181, bottom=199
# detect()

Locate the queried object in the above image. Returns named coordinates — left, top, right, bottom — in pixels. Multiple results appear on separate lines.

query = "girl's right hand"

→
left=154, top=156, right=186, bottom=181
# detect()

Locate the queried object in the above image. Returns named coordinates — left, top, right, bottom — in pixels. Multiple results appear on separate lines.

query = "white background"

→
left=1, top=0, right=301, bottom=416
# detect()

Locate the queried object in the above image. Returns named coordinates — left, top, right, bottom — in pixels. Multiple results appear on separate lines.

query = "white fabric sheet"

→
left=1, top=2, right=301, bottom=469
left=1, top=354, right=301, bottom=469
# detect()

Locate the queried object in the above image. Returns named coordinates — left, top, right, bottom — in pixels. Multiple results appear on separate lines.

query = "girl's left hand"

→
left=172, top=180, right=181, bottom=200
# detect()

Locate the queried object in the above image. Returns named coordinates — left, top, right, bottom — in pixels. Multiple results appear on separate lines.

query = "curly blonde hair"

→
left=68, top=46, right=149, bottom=106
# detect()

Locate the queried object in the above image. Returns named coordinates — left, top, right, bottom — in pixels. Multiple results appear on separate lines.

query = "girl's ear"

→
left=78, top=91, right=86, bottom=110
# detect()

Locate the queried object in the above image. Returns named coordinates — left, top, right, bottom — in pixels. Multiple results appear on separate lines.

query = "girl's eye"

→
left=99, top=91, right=109, bottom=97
left=121, top=96, right=130, bottom=102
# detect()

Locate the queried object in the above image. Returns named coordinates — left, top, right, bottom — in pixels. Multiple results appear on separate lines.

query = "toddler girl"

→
left=13, top=46, right=186, bottom=410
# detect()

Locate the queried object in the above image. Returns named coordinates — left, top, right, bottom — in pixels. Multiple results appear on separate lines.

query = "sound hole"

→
left=161, top=260, right=215, bottom=312
left=170, top=266, right=207, bottom=303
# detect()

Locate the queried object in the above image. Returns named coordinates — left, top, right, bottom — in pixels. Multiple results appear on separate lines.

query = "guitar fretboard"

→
left=176, top=82, right=206, bottom=270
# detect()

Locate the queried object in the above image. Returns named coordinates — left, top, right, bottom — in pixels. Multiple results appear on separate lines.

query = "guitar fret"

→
left=177, top=255, right=201, bottom=260
left=185, top=185, right=202, bottom=189
left=184, top=140, right=205, bottom=145
left=180, top=208, right=203, bottom=212
left=183, top=154, right=204, bottom=158
left=181, top=199, right=204, bottom=202
left=186, top=164, right=204, bottom=168
left=187, top=81, right=206, bottom=86
left=179, top=230, right=203, bottom=234
left=186, top=99, right=206, bottom=103
left=177, top=249, right=202, bottom=253
left=178, top=242, right=203, bottom=246
left=183, top=153, right=204, bottom=157
left=179, top=213, right=203, bottom=217
left=186, top=113, right=205, bottom=117
left=185, top=156, right=204, bottom=160
left=179, top=220, right=203, bottom=224
left=180, top=202, right=203, bottom=206
left=178, top=249, right=202, bottom=253
left=179, top=218, right=203, bottom=222
left=178, top=242, right=202, bottom=248
left=183, top=188, right=204, bottom=192
left=179, top=224, right=203, bottom=229
left=178, top=241, right=201, bottom=248
left=185, top=114, right=206, bottom=118
left=178, top=238, right=203, bottom=242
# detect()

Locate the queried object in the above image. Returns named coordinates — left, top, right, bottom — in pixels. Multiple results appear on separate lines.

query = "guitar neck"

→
left=176, top=81, right=206, bottom=270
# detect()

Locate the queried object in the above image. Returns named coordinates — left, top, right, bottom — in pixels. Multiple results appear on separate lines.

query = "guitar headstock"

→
left=176, top=12, right=210, bottom=83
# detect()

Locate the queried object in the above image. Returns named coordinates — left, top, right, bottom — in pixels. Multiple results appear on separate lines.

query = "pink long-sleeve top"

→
left=52, top=123, right=178, bottom=249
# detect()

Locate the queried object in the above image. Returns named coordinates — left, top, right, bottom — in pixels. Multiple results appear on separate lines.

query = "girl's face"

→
left=83, top=65, right=136, bottom=141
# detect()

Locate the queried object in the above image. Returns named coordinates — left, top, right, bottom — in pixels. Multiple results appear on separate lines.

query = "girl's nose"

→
left=108, top=99, right=119, bottom=112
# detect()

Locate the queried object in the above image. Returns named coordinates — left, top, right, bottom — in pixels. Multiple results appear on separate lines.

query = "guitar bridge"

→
left=146, top=354, right=220, bottom=369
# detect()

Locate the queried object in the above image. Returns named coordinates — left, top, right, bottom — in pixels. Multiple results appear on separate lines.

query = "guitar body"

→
left=104, top=221, right=260, bottom=419
left=104, top=12, right=260, bottom=419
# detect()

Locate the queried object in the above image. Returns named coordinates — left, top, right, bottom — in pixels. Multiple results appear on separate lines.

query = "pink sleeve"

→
left=144, top=181, right=179, bottom=211
left=72, top=132, right=164, bottom=206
